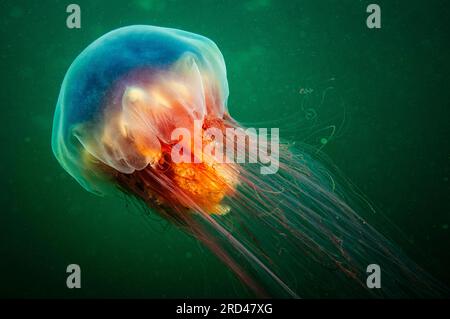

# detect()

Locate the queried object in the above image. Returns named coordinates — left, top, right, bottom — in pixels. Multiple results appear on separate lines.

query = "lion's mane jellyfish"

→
left=52, top=26, right=446, bottom=298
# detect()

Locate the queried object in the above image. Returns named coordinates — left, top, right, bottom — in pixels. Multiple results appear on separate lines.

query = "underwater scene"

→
left=0, top=0, right=449, bottom=299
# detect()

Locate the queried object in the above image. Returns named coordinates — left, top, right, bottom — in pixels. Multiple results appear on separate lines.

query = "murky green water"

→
left=0, top=0, right=449, bottom=297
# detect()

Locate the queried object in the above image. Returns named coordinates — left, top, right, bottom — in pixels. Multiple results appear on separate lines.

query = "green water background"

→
left=0, top=0, right=449, bottom=297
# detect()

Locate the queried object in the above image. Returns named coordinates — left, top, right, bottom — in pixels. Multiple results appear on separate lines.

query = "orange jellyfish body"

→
left=53, top=25, right=238, bottom=216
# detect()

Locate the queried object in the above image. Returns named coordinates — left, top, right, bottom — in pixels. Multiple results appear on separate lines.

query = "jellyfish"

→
left=52, top=25, right=446, bottom=298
